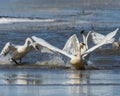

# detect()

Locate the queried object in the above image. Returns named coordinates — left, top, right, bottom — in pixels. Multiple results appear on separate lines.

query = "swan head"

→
left=80, top=30, right=85, bottom=35
left=80, top=42, right=86, bottom=46
left=32, top=43, right=39, bottom=51
left=79, top=42, right=86, bottom=50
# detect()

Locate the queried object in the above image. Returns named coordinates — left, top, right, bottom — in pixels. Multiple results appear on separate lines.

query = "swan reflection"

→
left=64, top=70, right=91, bottom=96
left=4, top=73, right=42, bottom=85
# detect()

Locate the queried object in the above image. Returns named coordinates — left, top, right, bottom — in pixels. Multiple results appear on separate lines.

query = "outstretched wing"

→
left=0, top=42, right=16, bottom=56
left=91, top=28, right=119, bottom=45
left=82, top=28, right=119, bottom=59
left=91, top=31, right=105, bottom=44
left=105, top=28, right=119, bottom=41
left=32, top=36, right=75, bottom=59
left=63, top=34, right=79, bottom=56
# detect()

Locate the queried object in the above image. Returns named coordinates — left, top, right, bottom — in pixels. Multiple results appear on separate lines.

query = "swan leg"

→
left=9, top=58, right=19, bottom=64
left=12, top=59, right=19, bottom=64
left=19, top=58, right=22, bottom=64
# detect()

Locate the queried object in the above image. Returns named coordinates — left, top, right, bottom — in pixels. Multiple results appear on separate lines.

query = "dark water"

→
left=0, top=0, right=120, bottom=96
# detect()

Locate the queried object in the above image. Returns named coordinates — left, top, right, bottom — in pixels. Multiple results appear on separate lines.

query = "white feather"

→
left=32, top=36, right=75, bottom=59
left=91, top=28, right=119, bottom=44
left=63, top=34, right=79, bottom=56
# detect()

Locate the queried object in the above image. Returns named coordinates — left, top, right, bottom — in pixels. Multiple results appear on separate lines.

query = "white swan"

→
left=32, top=29, right=117, bottom=69
left=62, top=30, right=92, bottom=62
left=91, top=28, right=119, bottom=45
left=0, top=37, right=39, bottom=64
left=63, top=28, right=119, bottom=55
left=62, top=30, right=91, bottom=56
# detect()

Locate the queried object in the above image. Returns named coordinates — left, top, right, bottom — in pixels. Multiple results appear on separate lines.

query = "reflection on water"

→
left=0, top=68, right=120, bottom=96
left=1, top=68, right=90, bottom=85
left=64, top=70, right=90, bottom=96
left=0, top=68, right=91, bottom=96
left=4, top=74, right=42, bottom=85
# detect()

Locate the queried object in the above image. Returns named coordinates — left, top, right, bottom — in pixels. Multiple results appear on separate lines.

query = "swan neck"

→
left=82, top=33, right=88, bottom=49
left=82, top=34, right=86, bottom=44
left=77, top=45, right=82, bottom=58
left=24, top=38, right=34, bottom=46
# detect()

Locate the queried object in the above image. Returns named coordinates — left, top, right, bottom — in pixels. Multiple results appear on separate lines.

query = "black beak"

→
left=82, top=42, right=86, bottom=45
left=81, top=30, right=85, bottom=34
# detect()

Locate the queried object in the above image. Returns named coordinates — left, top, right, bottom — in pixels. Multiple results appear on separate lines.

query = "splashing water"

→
left=0, top=54, right=13, bottom=65
left=35, top=55, right=71, bottom=68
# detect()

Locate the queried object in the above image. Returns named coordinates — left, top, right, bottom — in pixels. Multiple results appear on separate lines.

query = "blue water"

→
left=0, top=0, right=120, bottom=96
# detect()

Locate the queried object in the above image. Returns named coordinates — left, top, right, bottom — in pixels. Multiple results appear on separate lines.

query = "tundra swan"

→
left=32, top=29, right=117, bottom=69
left=62, top=30, right=93, bottom=62
left=63, top=28, right=119, bottom=56
left=91, top=28, right=119, bottom=45
left=62, top=30, right=91, bottom=56
left=0, top=37, right=39, bottom=64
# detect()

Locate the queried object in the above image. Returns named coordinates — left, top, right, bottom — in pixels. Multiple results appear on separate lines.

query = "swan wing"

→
left=32, top=36, right=75, bottom=59
left=91, top=31, right=105, bottom=44
left=63, top=34, right=79, bottom=56
left=82, top=41, right=107, bottom=60
left=105, top=28, right=119, bottom=41
left=82, top=39, right=114, bottom=60
left=91, top=28, right=119, bottom=44
left=82, top=28, right=119, bottom=59
left=98, top=28, right=119, bottom=44
left=0, top=42, right=16, bottom=56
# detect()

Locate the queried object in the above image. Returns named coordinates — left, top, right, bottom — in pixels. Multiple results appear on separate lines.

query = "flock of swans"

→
left=0, top=28, right=119, bottom=69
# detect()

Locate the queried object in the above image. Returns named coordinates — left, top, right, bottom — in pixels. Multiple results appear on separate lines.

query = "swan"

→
left=0, top=37, right=39, bottom=64
left=62, top=30, right=92, bottom=62
left=62, top=30, right=91, bottom=56
left=69, top=42, right=86, bottom=69
left=91, top=28, right=119, bottom=45
left=32, top=29, right=117, bottom=69
left=63, top=28, right=119, bottom=54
